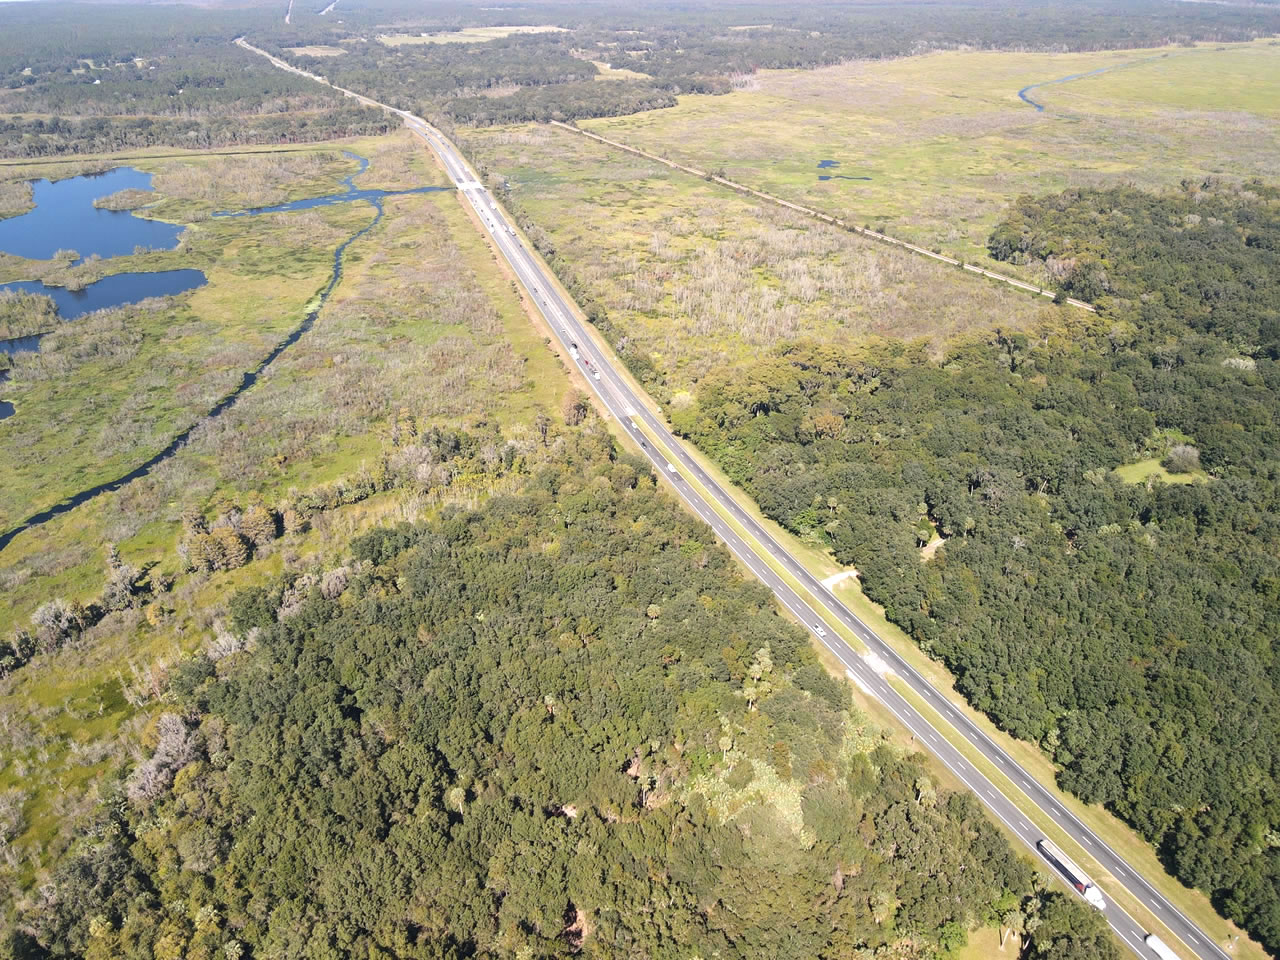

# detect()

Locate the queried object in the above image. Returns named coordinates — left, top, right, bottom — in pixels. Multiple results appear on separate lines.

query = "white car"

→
left=666, top=463, right=678, bottom=475
left=814, top=624, right=827, bottom=638
left=570, top=346, right=579, bottom=360
left=592, top=369, right=601, bottom=381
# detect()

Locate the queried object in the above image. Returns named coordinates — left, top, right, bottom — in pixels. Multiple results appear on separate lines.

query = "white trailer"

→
left=1037, top=839, right=1106, bottom=910
left=1144, top=934, right=1182, bottom=960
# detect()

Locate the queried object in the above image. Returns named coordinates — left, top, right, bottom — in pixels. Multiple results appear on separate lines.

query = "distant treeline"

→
left=0, top=109, right=392, bottom=159
left=272, top=0, right=1280, bottom=124
left=3, top=0, right=1279, bottom=136
left=0, top=7, right=386, bottom=154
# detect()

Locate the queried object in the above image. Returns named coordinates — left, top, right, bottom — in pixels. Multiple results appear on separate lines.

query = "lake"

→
left=0, top=167, right=184, bottom=261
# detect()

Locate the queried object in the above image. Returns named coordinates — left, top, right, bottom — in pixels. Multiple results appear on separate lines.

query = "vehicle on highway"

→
left=814, top=624, right=827, bottom=639
left=592, top=368, right=601, bottom=381
left=570, top=344, right=579, bottom=360
left=1038, top=839, right=1107, bottom=910
left=666, top=463, right=677, bottom=475
left=1143, top=934, right=1181, bottom=960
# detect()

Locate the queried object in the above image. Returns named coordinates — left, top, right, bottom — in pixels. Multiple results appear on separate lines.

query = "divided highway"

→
left=237, top=39, right=1230, bottom=960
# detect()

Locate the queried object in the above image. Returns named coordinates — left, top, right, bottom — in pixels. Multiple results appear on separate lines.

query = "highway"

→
left=238, top=38, right=1228, bottom=960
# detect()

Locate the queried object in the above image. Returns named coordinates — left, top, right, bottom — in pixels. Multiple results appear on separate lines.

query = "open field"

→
left=579, top=40, right=1280, bottom=276
left=0, top=132, right=572, bottom=900
left=377, top=25, right=566, bottom=45
left=1112, top=457, right=1205, bottom=485
left=465, top=123, right=1061, bottom=395
left=285, top=45, right=348, bottom=57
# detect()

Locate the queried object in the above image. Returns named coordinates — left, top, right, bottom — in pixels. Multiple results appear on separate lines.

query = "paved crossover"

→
left=237, top=39, right=1232, bottom=960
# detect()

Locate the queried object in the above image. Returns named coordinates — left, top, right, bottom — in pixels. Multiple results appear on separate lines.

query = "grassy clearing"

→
left=0, top=132, right=572, bottom=904
left=586, top=60, right=651, bottom=81
left=465, top=123, right=1059, bottom=394
left=580, top=41, right=1280, bottom=276
left=1113, top=458, right=1203, bottom=485
left=285, top=45, right=348, bottom=57
left=378, top=25, right=566, bottom=46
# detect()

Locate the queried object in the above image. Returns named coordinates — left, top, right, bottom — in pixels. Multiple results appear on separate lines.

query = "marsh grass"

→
left=578, top=41, right=1280, bottom=274
left=466, top=123, right=1058, bottom=392
left=0, top=180, right=33, bottom=220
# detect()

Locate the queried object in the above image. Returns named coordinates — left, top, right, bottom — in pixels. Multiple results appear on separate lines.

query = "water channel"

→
left=0, top=152, right=448, bottom=551
left=1016, top=54, right=1167, bottom=111
left=816, top=159, right=872, bottom=182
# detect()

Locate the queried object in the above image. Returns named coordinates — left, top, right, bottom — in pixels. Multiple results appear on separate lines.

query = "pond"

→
left=0, top=371, right=10, bottom=422
left=0, top=269, right=207, bottom=330
left=0, top=166, right=184, bottom=261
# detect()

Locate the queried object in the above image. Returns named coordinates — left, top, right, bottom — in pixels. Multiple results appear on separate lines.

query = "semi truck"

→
left=1037, top=839, right=1106, bottom=910
left=1144, top=934, right=1181, bottom=960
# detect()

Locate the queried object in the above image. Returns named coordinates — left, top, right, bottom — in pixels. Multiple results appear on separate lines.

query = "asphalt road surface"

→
left=237, top=39, right=1232, bottom=960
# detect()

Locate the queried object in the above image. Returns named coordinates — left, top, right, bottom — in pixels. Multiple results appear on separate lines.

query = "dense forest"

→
left=272, top=0, right=1280, bottom=124
left=7, top=0, right=1275, bottom=141
left=660, top=181, right=1280, bottom=951
left=6, top=429, right=1112, bottom=960
left=0, top=8, right=388, bottom=156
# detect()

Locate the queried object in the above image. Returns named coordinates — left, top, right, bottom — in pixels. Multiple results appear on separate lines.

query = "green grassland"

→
left=465, top=123, right=1060, bottom=395
left=0, top=133, right=571, bottom=898
left=1112, top=457, right=1204, bottom=485
left=579, top=40, right=1280, bottom=276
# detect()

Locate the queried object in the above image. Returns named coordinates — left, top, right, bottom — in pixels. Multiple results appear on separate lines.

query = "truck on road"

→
left=1144, top=934, right=1181, bottom=960
left=1037, top=839, right=1106, bottom=910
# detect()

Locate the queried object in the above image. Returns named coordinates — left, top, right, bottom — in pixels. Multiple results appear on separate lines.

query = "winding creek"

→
left=0, top=152, right=447, bottom=552
left=1017, top=53, right=1169, bottom=110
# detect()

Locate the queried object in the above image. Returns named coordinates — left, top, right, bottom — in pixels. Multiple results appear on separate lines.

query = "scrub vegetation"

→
left=464, top=123, right=1058, bottom=394
left=0, top=131, right=569, bottom=931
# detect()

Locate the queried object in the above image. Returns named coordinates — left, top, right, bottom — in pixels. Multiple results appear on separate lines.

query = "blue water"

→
left=214, top=152, right=447, bottom=219
left=0, top=334, right=43, bottom=357
left=0, top=167, right=183, bottom=262
left=0, top=151, right=436, bottom=552
left=816, top=159, right=871, bottom=182
left=0, top=270, right=207, bottom=323
left=0, top=401, right=13, bottom=421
